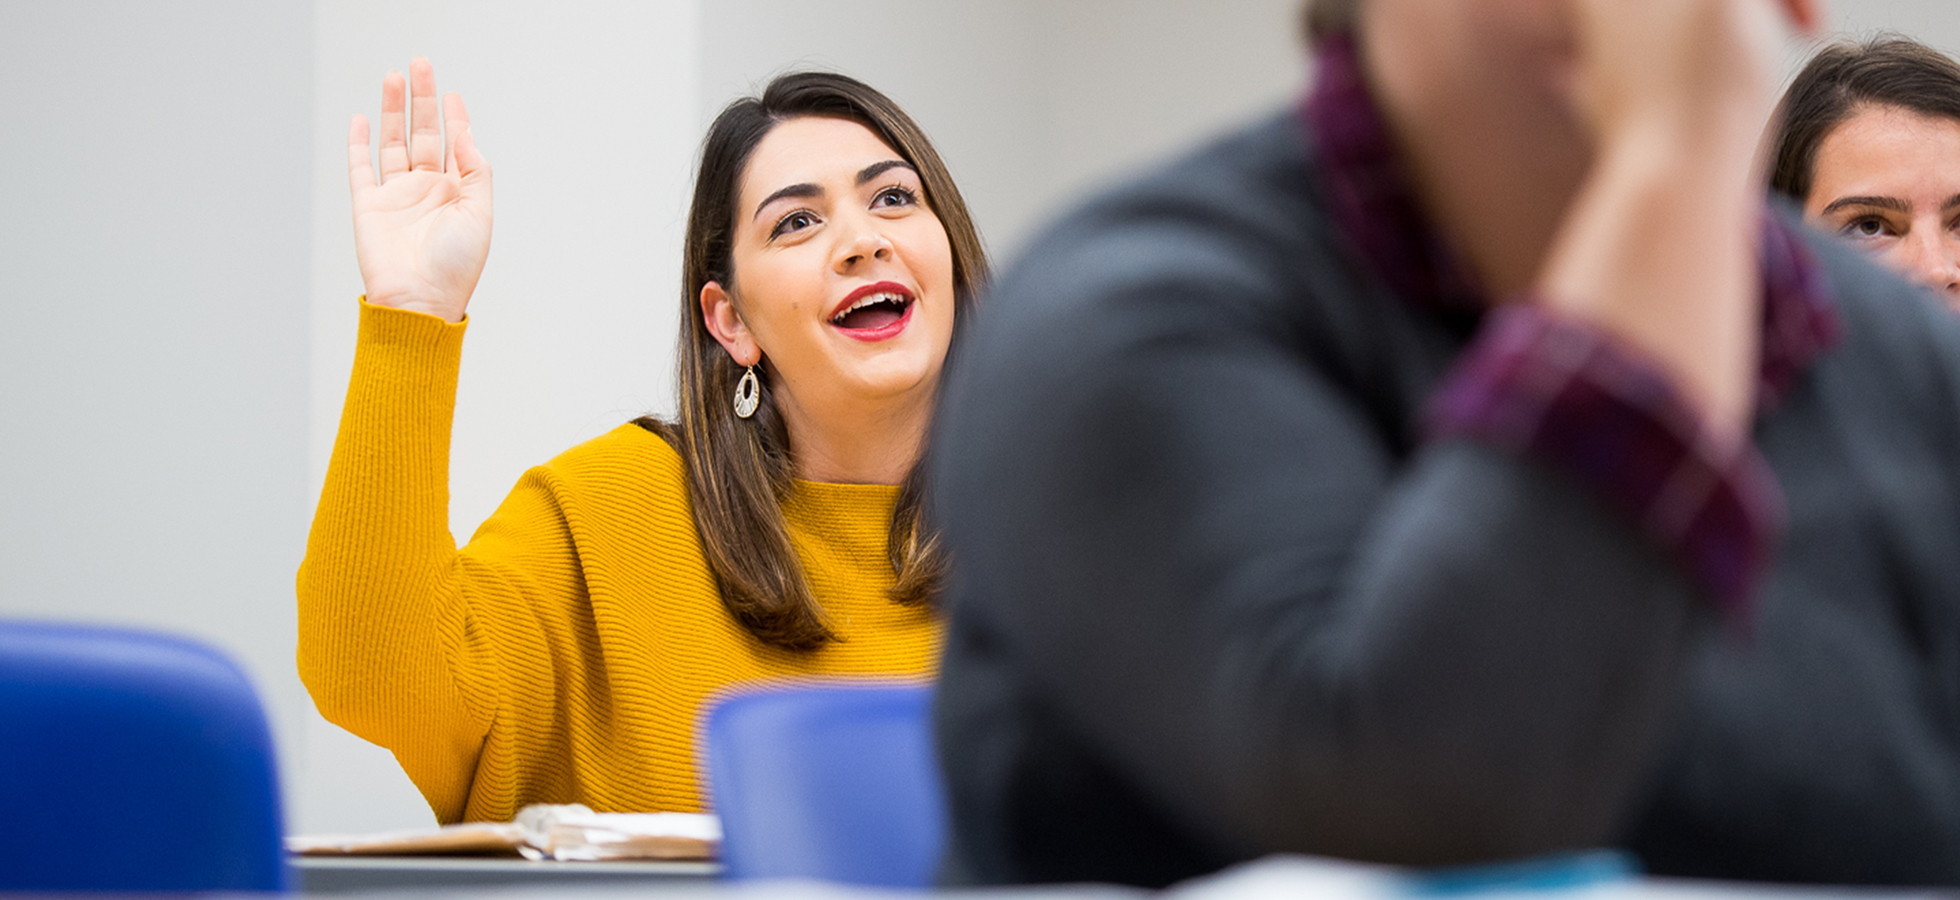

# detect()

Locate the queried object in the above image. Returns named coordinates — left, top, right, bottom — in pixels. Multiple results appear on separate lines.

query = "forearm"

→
left=296, top=300, right=487, bottom=813
left=1538, top=0, right=1791, bottom=439
left=1539, top=123, right=1766, bottom=437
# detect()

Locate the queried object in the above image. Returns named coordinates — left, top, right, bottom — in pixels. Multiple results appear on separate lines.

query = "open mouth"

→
left=829, top=283, right=916, bottom=336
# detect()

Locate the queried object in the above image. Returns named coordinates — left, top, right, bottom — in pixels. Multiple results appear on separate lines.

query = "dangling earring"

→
left=733, top=365, right=760, bottom=419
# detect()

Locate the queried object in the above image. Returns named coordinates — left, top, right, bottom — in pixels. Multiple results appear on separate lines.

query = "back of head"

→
left=1772, top=36, right=1960, bottom=201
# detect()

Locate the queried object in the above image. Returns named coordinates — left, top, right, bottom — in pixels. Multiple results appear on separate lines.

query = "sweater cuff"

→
left=1424, top=305, right=1783, bottom=620
left=356, top=295, right=467, bottom=373
left=358, top=296, right=468, bottom=346
left=347, top=297, right=469, bottom=430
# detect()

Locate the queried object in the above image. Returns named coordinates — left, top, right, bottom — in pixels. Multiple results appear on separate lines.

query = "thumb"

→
left=442, top=91, right=487, bottom=184
left=455, top=125, right=491, bottom=190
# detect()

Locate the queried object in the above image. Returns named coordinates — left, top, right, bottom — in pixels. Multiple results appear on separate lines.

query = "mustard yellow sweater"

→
left=297, top=301, right=942, bottom=824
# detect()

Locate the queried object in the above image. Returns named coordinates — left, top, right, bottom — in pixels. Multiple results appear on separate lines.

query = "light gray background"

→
left=1, top=0, right=1953, bottom=835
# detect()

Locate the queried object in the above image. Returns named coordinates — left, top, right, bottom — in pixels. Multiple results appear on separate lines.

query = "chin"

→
left=839, top=353, right=942, bottom=402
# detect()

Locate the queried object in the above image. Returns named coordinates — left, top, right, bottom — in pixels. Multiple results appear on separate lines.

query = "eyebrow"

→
left=1821, top=195, right=1910, bottom=216
left=857, top=159, right=914, bottom=185
left=753, top=183, right=822, bottom=221
left=750, top=160, right=917, bottom=221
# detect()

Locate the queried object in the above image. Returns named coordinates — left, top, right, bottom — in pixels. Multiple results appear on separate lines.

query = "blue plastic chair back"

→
left=0, top=620, right=288, bottom=892
left=704, top=682, right=945, bottom=887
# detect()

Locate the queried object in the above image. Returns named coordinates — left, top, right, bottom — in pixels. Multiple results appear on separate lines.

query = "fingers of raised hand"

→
left=442, top=92, right=467, bottom=174
left=409, top=57, right=443, bottom=173
left=443, top=93, right=490, bottom=188
left=377, top=70, right=409, bottom=180
left=347, top=113, right=375, bottom=196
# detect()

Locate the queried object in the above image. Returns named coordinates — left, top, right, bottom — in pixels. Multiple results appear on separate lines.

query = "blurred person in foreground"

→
left=933, top=0, right=1960, bottom=887
left=1773, top=36, right=1960, bottom=308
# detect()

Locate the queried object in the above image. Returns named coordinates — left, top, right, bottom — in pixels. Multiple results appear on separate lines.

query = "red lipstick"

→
left=828, top=281, right=916, bottom=342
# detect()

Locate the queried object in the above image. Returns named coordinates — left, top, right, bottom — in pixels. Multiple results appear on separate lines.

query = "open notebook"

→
left=287, top=803, right=720, bottom=861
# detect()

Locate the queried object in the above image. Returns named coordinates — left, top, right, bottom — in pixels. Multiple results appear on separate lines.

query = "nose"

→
left=1898, top=229, right=1960, bottom=299
left=1940, top=239, right=1960, bottom=301
left=833, top=212, right=894, bottom=273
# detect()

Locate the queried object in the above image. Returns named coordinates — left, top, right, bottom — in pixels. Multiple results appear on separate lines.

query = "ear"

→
left=700, top=280, right=762, bottom=367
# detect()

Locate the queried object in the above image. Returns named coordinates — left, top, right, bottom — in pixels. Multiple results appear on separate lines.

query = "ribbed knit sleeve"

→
left=298, top=300, right=943, bottom=824
left=297, top=300, right=505, bottom=823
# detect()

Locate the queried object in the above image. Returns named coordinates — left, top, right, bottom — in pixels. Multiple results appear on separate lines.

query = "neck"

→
left=774, top=384, right=933, bottom=485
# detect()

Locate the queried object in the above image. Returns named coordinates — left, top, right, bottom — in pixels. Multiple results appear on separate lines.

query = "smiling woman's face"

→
left=700, top=115, right=956, bottom=429
left=1805, top=103, right=1960, bottom=303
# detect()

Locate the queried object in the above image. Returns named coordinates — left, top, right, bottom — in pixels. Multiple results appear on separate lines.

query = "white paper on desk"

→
left=514, top=803, right=722, bottom=861
left=288, top=803, right=721, bottom=861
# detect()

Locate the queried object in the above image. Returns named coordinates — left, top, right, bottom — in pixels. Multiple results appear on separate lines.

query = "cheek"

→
left=911, top=222, right=957, bottom=295
left=733, top=255, right=826, bottom=340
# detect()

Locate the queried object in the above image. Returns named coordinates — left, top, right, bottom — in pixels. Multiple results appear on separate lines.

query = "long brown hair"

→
left=636, top=72, right=988, bottom=651
left=1772, top=36, right=1960, bottom=202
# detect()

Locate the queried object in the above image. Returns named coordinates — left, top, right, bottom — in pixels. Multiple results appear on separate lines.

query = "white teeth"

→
left=832, top=292, right=909, bottom=322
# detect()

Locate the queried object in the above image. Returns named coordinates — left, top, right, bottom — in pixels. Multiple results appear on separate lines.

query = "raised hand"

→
left=1567, top=0, right=1819, bottom=147
left=348, top=57, right=492, bottom=324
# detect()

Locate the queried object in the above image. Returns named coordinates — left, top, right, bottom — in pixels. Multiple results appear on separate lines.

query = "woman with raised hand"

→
left=298, top=59, right=985, bottom=824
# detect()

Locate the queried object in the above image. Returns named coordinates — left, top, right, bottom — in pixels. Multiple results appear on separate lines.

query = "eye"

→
left=873, top=186, right=919, bottom=209
left=770, top=210, right=818, bottom=239
left=1841, top=216, right=1894, bottom=239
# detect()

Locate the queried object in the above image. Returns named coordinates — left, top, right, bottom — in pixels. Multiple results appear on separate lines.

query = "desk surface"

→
left=293, top=855, right=721, bottom=894
left=289, top=853, right=1943, bottom=900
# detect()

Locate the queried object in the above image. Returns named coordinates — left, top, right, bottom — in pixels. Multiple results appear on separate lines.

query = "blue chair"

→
left=704, top=681, right=945, bottom=887
left=0, top=620, right=287, bottom=892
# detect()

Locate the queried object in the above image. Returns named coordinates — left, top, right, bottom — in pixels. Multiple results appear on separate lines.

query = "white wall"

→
left=1834, top=0, right=1960, bottom=53
left=1775, top=3, right=1960, bottom=83
left=4, top=0, right=1958, bottom=838
left=0, top=0, right=315, bottom=828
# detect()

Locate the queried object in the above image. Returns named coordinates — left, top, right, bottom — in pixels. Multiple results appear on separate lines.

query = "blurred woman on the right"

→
left=1773, top=36, right=1960, bottom=306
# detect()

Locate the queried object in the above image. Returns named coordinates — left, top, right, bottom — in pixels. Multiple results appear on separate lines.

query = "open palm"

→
left=348, top=58, right=492, bottom=323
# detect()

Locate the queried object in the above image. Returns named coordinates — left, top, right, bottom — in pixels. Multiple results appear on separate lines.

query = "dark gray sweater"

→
left=930, top=111, right=1960, bottom=887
